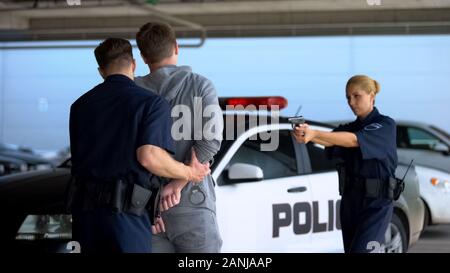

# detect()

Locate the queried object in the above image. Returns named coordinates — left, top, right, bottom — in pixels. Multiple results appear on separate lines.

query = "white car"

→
left=411, top=165, right=450, bottom=228
left=394, top=121, right=450, bottom=229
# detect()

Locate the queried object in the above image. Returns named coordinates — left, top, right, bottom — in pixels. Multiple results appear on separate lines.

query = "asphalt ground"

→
left=408, top=224, right=450, bottom=253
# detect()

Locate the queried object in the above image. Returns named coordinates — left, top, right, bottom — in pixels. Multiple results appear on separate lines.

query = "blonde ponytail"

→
left=373, top=79, right=380, bottom=95
left=346, top=75, right=380, bottom=96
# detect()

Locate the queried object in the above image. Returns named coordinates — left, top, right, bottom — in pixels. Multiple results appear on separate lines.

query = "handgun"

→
left=288, top=116, right=305, bottom=129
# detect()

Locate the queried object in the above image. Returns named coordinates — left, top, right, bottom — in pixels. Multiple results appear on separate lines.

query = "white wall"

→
left=0, top=35, right=449, bottom=151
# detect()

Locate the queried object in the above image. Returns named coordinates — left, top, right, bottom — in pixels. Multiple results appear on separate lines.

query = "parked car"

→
left=0, top=97, right=424, bottom=253
left=0, top=155, right=28, bottom=177
left=0, top=143, right=54, bottom=171
left=408, top=164, right=450, bottom=229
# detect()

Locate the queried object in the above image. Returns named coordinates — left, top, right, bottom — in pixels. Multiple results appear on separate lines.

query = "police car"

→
left=0, top=97, right=424, bottom=253
left=214, top=97, right=423, bottom=253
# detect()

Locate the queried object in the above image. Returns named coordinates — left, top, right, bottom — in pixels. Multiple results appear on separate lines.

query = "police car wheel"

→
left=384, top=214, right=408, bottom=253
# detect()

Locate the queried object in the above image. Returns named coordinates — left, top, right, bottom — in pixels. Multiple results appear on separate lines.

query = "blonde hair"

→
left=346, top=75, right=380, bottom=96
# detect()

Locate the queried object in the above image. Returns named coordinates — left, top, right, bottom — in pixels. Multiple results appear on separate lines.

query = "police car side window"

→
left=222, top=130, right=297, bottom=181
left=306, top=143, right=334, bottom=173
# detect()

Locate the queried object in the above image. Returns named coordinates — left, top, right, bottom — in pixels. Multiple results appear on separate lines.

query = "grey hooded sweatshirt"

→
left=135, top=65, right=223, bottom=214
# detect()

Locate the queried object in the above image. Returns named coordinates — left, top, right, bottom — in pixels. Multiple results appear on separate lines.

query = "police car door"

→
left=300, top=125, right=344, bottom=252
left=213, top=124, right=313, bottom=252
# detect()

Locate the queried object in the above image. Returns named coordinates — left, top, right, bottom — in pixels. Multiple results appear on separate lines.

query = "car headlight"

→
left=430, top=177, right=450, bottom=194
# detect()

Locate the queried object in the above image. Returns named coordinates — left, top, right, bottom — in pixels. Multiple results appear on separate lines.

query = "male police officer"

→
left=69, top=38, right=210, bottom=253
left=135, top=22, right=224, bottom=253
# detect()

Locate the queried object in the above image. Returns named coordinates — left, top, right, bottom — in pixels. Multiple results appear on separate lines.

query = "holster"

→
left=364, top=178, right=383, bottom=199
left=123, top=182, right=153, bottom=217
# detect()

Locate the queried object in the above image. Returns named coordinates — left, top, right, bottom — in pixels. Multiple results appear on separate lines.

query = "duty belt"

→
left=66, top=178, right=154, bottom=217
left=336, top=164, right=404, bottom=200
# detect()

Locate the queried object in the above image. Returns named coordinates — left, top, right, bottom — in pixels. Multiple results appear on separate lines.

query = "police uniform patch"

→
left=364, top=123, right=383, bottom=131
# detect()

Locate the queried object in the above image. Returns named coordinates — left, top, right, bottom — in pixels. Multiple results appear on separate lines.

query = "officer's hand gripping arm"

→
left=137, top=145, right=210, bottom=182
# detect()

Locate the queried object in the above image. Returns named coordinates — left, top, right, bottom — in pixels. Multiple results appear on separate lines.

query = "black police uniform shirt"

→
left=69, top=74, right=174, bottom=188
left=326, top=107, right=398, bottom=182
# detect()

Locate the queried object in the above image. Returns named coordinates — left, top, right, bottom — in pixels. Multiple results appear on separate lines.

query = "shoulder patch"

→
left=364, top=123, right=383, bottom=131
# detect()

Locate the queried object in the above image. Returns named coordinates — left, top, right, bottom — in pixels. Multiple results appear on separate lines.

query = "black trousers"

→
left=72, top=207, right=152, bottom=253
left=340, top=187, right=393, bottom=253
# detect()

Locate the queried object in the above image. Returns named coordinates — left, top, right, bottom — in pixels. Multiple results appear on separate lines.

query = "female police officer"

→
left=293, top=75, right=398, bottom=253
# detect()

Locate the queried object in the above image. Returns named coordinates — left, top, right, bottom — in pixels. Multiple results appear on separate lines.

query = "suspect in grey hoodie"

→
left=135, top=65, right=223, bottom=214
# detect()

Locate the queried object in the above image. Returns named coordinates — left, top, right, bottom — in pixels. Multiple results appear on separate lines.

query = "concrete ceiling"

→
left=1, top=0, right=450, bottom=43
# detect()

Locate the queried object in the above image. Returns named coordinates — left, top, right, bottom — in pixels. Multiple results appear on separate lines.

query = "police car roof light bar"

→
left=218, top=96, right=288, bottom=111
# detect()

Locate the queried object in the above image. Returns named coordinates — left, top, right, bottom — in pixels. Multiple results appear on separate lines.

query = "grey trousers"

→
left=152, top=209, right=222, bottom=253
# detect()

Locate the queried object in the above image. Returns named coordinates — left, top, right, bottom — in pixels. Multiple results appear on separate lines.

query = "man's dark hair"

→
left=94, top=38, right=133, bottom=69
left=136, top=22, right=176, bottom=64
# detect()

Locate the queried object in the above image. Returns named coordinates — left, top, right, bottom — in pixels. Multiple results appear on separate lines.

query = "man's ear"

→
left=131, top=59, right=137, bottom=73
left=97, top=67, right=106, bottom=79
left=174, top=42, right=179, bottom=56
left=140, top=52, right=148, bottom=64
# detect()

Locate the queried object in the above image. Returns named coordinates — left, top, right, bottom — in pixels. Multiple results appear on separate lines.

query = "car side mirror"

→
left=227, top=163, right=264, bottom=183
left=432, top=143, right=449, bottom=154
